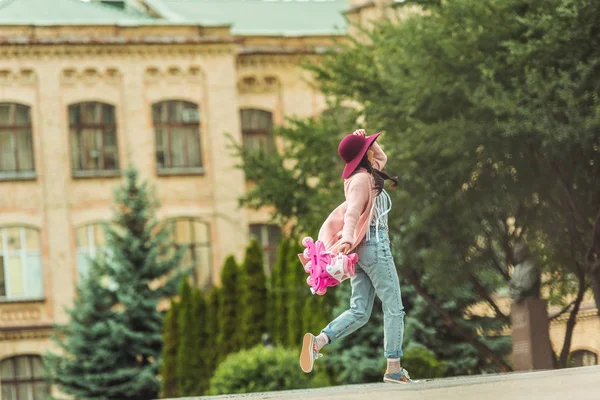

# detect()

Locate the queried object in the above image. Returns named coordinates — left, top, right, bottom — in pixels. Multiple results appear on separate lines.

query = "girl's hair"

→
left=357, top=151, right=399, bottom=194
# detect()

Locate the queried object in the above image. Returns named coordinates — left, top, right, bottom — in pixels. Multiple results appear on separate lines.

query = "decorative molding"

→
left=0, top=325, right=54, bottom=342
left=1, top=307, right=42, bottom=323
left=237, top=54, right=320, bottom=69
left=60, top=67, right=122, bottom=87
left=237, top=74, right=280, bottom=94
left=550, top=307, right=599, bottom=324
left=144, top=65, right=204, bottom=85
left=0, top=68, right=37, bottom=86
left=0, top=44, right=238, bottom=60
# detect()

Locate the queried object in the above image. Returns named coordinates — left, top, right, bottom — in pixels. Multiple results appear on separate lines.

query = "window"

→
left=240, top=109, right=274, bottom=153
left=249, top=224, right=282, bottom=273
left=152, top=101, right=203, bottom=174
left=569, top=350, right=598, bottom=368
left=75, top=223, right=109, bottom=280
left=1, top=355, right=50, bottom=400
left=0, top=103, right=35, bottom=180
left=69, top=102, right=119, bottom=177
left=165, top=218, right=211, bottom=288
left=0, top=226, right=43, bottom=301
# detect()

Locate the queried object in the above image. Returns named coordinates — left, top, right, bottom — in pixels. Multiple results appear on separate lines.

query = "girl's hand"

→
left=339, top=243, right=351, bottom=254
left=353, top=129, right=366, bottom=137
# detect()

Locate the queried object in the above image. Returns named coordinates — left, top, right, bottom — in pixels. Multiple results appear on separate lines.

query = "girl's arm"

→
left=340, top=174, right=370, bottom=246
left=371, top=141, right=387, bottom=171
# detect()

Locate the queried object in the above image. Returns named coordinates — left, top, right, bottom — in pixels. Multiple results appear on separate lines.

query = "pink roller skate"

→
left=299, top=237, right=358, bottom=295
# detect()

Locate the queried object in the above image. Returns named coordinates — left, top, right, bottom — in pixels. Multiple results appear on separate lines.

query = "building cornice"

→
left=0, top=325, right=54, bottom=342
left=0, top=42, right=238, bottom=59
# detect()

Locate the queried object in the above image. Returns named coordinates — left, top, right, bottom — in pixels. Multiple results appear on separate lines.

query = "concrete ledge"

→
left=169, top=366, right=600, bottom=400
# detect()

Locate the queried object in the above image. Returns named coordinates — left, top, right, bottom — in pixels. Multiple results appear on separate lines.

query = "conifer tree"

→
left=159, top=301, right=179, bottom=398
left=239, top=239, right=268, bottom=349
left=217, top=256, right=240, bottom=358
left=44, top=261, right=119, bottom=399
left=46, top=167, right=186, bottom=400
left=286, top=240, right=309, bottom=347
left=204, top=287, right=221, bottom=383
left=269, top=239, right=290, bottom=346
left=192, top=289, right=208, bottom=395
left=175, top=280, right=196, bottom=396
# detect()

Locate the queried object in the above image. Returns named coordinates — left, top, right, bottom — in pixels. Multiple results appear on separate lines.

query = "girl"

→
left=299, top=129, right=412, bottom=384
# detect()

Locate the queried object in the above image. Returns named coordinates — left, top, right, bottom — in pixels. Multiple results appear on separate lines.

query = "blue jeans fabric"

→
left=322, top=227, right=405, bottom=358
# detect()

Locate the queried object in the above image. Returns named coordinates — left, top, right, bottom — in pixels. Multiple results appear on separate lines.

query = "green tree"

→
left=46, top=167, right=186, bottom=399
left=239, top=239, right=268, bottom=349
left=192, top=289, right=209, bottom=395
left=286, top=240, right=310, bottom=347
left=270, top=239, right=291, bottom=345
left=204, top=287, right=222, bottom=383
left=44, top=261, right=119, bottom=399
left=159, top=301, right=179, bottom=398
left=176, top=280, right=196, bottom=396
left=218, top=256, right=241, bottom=358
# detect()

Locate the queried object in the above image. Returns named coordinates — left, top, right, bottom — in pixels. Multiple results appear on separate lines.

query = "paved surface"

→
left=178, top=366, right=600, bottom=400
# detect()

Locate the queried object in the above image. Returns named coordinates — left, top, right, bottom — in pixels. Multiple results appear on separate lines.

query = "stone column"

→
left=511, top=298, right=555, bottom=370
left=36, top=64, right=75, bottom=324
left=203, top=50, right=249, bottom=281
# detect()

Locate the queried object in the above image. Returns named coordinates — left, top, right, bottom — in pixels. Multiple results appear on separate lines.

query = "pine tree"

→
left=159, top=301, right=179, bottom=398
left=46, top=167, right=186, bottom=400
left=269, top=239, right=290, bottom=346
left=286, top=240, right=309, bottom=347
left=204, top=287, right=221, bottom=384
left=217, top=256, right=240, bottom=359
left=239, top=239, right=268, bottom=349
left=44, top=261, right=119, bottom=399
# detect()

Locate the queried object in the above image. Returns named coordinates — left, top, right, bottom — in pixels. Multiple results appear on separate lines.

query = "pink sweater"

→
left=317, top=142, right=387, bottom=253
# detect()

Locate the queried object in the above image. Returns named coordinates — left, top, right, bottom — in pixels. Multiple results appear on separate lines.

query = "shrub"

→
left=402, top=344, right=447, bottom=379
left=209, top=346, right=312, bottom=395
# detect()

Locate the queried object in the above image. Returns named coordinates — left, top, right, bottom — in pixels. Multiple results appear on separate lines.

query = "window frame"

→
left=0, top=225, right=44, bottom=302
left=249, top=224, right=282, bottom=274
left=152, top=100, right=204, bottom=176
left=240, top=109, right=275, bottom=154
left=569, top=349, right=598, bottom=367
left=75, top=222, right=112, bottom=281
left=68, top=101, right=120, bottom=179
left=0, top=103, right=36, bottom=181
left=164, top=217, right=212, bottom=288
left=0, top=355, right=50, bottom=400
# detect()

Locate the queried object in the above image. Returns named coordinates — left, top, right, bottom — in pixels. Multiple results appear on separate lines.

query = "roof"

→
left=0, top=0, right=348, bottom=35
left=0, top=0, right=156, bottom=25
left=145, top=0, right=348, bottom=36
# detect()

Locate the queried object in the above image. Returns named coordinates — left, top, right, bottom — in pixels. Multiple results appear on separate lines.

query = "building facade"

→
left=0, top=1, right=597, bottom=398
left=0, top=1, right=347, bottom=397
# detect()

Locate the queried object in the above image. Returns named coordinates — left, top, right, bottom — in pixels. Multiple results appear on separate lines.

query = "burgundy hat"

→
left=338, top=132, right=381, bottom=179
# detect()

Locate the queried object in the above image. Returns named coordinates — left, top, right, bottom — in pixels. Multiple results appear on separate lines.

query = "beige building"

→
left=0, top=1, right=597, bottom=399
left=0, top=0, right=347, bottom=397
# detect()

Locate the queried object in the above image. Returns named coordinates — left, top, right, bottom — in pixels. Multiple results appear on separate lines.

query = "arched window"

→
left=75, top=222, right=110, bottom=280
left=152, top=100, right=203, bottom=174
left=0, top=103, right=35, bottom=180
left=249, top=224, right=281, bottom=274
left=0, top=226, right=43, bottom=300
left=69, top=102, right=119, bottom=177
left=165, top=218, right=211, bottom=288
left=569, top=350, right=598, bottom=367
left=0, top=355, right=50, bottom=400
left=240, top=109, right=274, bottom=153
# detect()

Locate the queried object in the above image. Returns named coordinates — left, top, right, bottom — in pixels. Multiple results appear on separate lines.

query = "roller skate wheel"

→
left=306, top=276, right=313, bottom=286
left=302, top=237, right=313, bottom=247
left=316, top=287, right=327, bottom=295
left=303, top=248, right=310, bottom=259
